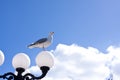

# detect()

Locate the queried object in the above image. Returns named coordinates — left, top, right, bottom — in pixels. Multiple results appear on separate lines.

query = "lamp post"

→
left=0, top=50, right=54, bottom=80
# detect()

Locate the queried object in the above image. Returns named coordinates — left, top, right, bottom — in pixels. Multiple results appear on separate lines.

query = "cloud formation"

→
left=29, top=44, right=120, bottom=80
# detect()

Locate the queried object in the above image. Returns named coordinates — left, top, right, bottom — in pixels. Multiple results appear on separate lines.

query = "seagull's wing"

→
left=27, top=38, right=48, bottom=48
left=33, top=38, right=48, bottom=44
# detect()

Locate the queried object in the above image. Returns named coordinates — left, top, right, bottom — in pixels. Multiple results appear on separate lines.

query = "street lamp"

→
left=0, top=51, right=54, bottom=80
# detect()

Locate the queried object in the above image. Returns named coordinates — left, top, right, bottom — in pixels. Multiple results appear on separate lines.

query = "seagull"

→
left=27, top=32, right=54, bottom=50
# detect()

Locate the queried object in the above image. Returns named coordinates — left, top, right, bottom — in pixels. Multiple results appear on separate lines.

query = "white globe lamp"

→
left=36, top=51, right=54, bottom=68
left=0, top=50, right=5, bottom=66
left=12, top=53, right=30, bottom=69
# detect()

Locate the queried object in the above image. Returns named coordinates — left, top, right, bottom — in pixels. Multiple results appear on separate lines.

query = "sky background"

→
left=0, top=0, right=120, bottom=80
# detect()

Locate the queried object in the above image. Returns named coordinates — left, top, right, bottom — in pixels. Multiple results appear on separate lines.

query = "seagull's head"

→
left=49, top=32, right=54, bottom=35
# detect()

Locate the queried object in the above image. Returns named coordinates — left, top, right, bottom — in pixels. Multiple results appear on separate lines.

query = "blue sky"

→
left=0, top=0, right=120, bottom=79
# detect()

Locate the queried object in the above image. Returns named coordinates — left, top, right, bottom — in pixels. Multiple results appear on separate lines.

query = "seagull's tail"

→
left=27, top=44, right=34, bottom=49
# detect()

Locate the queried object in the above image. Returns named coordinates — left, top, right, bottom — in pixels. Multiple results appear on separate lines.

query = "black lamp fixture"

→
left=0, top=50, right=54, bottom=80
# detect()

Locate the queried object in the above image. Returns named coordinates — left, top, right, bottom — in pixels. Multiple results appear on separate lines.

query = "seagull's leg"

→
left=42, top=46, right=46, bottom=51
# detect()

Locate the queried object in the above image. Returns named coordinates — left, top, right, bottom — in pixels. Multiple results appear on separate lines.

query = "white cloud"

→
left=28, top=44, right=120, bottom=80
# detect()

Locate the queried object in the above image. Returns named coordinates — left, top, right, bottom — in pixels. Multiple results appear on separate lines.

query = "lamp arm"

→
left=23, top=66, right=50, bottom=80
left=0, top=72, right=16, bottom=80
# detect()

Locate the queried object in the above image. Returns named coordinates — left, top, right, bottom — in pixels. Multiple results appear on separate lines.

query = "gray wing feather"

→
left=33, top=38, right=48, bottom=44
left=27, top=38, right=48, bottom=48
